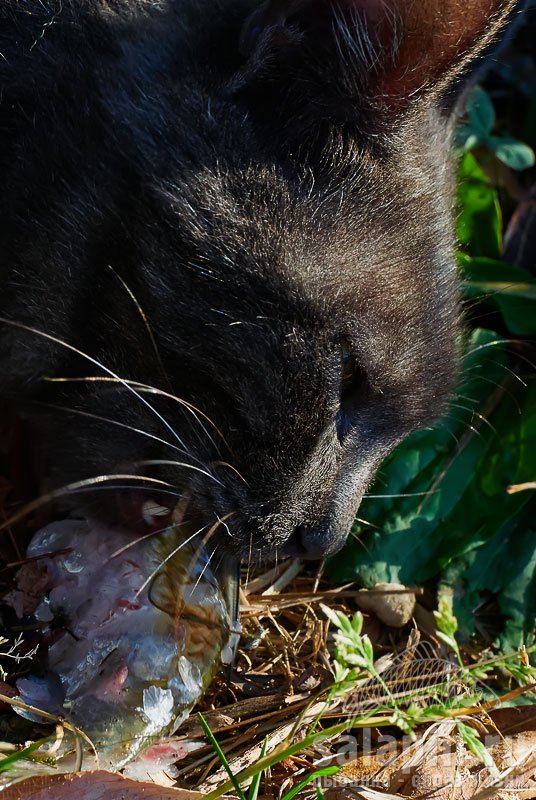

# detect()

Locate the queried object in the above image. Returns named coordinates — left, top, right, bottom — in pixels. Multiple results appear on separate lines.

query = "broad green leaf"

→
left=459, top=253, right=536, bottom=335
left=466, top=86, right=496, bottom=136
left=454, top=517, right=536, bottom=649
left=487, top=136, right=536, bottom=170
left=498, top=526, right=536, bottom=649
left=457, top=154, right=502, bottom=257
left=456, top=126, right=482, bottom=153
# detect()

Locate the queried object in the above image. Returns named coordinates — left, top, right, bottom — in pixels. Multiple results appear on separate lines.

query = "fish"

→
left=8, top=513, right=239, bottom=773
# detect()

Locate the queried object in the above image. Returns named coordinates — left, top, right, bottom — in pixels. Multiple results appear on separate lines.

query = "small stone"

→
left=356, top=582, right=416, bottom=627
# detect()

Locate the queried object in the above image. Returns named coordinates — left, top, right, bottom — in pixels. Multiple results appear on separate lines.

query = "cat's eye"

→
left=337, top=337, right=363, bottom=443
left=340, top=337, right=356, bottom=387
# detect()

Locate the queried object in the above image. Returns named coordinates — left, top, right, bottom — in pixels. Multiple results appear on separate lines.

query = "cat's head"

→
left=5, top=0, right=521, bottom=562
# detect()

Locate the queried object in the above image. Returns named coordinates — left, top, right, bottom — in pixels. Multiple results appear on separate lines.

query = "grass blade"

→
left=0, top=738, right=52, bottom=774
left=197, top=712, right=247, bottom=800
left=248, top=737, right=268, bottom=800
left=281, top=766, right=340, bottom=800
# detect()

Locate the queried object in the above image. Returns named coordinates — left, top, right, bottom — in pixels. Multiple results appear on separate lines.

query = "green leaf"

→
left=456, top=722, right=498, bottom=775
left=319, top=603, right=344, bottom=630
left=351, top=611, right=364, bottom=636
left=454, top=518, right=536, bottom=650
left=467, top=86, right=496, bottom=136
left=434, top=591, right=458, bottom=639
left=456, top=126, right=483, bottom=153
left=436, top=631, right=458, bottom=651
left=457, top=153, right=502, bottom=257
left=488, top=136, right=536, bottom=170
left=459, top=253, right=536, bottom=336
left=389, top=709, right=417, bottom=739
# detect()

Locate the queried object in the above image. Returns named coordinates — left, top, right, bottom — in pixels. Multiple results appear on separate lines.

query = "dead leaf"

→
left=0, top=770, right=235, bottom=800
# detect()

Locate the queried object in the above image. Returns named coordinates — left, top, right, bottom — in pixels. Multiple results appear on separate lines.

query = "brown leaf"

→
left=1, top=771, right=235, bottom=800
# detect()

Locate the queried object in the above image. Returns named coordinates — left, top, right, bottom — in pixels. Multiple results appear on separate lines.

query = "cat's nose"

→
left=283, top=523, right=347, bottom=560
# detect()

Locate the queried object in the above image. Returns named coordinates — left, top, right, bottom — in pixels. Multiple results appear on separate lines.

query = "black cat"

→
left=0, top=0, right=523, bottom=562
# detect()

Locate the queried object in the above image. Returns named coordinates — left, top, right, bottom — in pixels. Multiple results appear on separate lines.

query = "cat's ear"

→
left=240, top=0, right=522, bottom=110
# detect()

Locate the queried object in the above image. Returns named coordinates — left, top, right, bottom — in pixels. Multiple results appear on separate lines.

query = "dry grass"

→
left=0, top=550, right=535, bottom=798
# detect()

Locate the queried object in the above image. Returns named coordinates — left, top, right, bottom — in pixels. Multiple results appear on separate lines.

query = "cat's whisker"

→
left=274, top=541, right=279, bottom=574
left=441, top=412, right=487, bottom=442
left=31, top=401, right=190, bottom=458
left=132, top=459, right=224, bottom=487
left=190, top=543, right=218, bottom=594
left=461, top=280, right=526, bottom=311
left=449, top=401, right=499, bottom=437
left=461, top=374, right=523, bottom=413
left=414, top=402, right=501, bottom=509
left=108, top=523, right=176, bottom=560
left=216, top=513, right=238, bottom=540
left=0, top=474, right=177, bottom=533
left=461, top=360, right=528, bottom=389
left=211, top=550, right=226, bottom=578
left=182, top=511, right=236, bottom=577
left=350, top=529, right=372, bottom=555
left=453, top=392, right=479, bottom=404
left=106, top=264, right=173, bottom=392
left=355, top=516, right=381, bottom=530
left=64, top=485, right=183, bottom=500
left=463, top=338, right=535, bottom=374
left=45, top=375, right=226, bottom=455
left=150, top=512, right=235, bottom=601
left=363, top=490, right=438, bottom=499
left=209, top=461, right=248, bottom=486
left=107, top=509, right=203, bottom=560
left=492, top=361, right=528, bottom=387
left=505, top=351, right=536, bottom=374
left=134, top=522, right=210, bottom=599
left=464, top=338, right=520, bottom=357
left=245, top=529, right=254, bottom=586
left=132, top=384, right=226, bottom=455
left=425, top=420, right=461, bottom=447
left=0, top=317, right=188, bottom=453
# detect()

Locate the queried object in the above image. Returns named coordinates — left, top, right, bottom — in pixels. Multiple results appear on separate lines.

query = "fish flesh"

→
left=6, top=515, right=239, bottom=773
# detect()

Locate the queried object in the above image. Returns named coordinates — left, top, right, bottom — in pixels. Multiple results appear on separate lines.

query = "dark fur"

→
left=0, top=0, right=521, bottom=560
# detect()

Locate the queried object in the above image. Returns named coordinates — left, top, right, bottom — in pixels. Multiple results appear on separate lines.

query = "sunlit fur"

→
left=0, top=0, right=521, bottom=561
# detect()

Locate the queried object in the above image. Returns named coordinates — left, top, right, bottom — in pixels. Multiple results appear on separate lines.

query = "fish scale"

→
left=7, top=516, right=237, bottom=775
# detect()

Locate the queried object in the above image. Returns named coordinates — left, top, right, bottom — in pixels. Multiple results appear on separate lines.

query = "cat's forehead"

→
left=162, top=145, right=457, bottom=420
left=170, top=137, right=456, bottom=316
